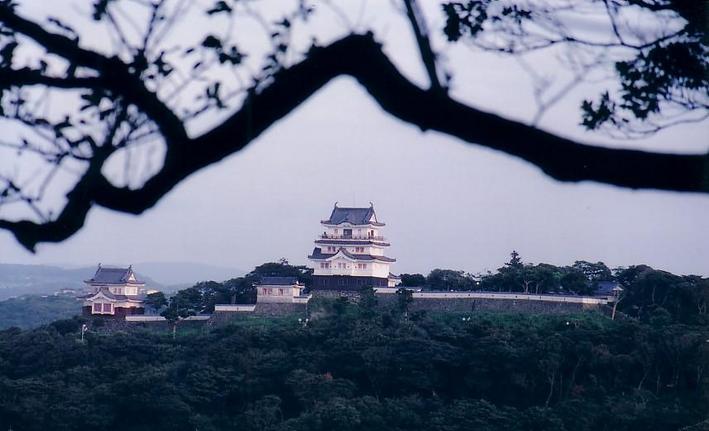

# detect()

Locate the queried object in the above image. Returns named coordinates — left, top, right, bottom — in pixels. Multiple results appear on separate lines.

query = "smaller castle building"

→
left=256, top=276, right=310, bottom=303
left=81, top=265, right=146, bottom=317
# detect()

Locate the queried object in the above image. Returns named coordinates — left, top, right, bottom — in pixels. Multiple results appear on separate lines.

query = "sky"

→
left=0, top=1, right=708, bottom=277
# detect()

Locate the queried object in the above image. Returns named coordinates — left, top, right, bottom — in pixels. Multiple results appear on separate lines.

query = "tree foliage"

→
left=160, top=260, right=310, bottom=319
left=0, top=302, right=706, bottom=430
left=442, top=0, right=708, bottom=136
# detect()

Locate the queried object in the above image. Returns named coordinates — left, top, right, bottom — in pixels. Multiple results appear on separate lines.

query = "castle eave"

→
left=314, top=239, right=390, bottom=246
left=309, top=248, right=395, bottom=263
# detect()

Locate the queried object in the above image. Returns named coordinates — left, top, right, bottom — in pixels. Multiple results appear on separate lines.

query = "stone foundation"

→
left=311, top=289, right=363, bottom=300
left=376, top=295, right=593, bottom=314
left=254, top=302, right=307, bottom=317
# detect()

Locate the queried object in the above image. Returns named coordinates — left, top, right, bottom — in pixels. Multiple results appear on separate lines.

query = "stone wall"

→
left=209, top=303, right=307, bottom=324
left=253, top=302, right=307, bottom=317
left=376, top=295, right=594, bottom=314
left=311, top=289, right=362, bottom=300
left=313, top=289, right=604, bottom=315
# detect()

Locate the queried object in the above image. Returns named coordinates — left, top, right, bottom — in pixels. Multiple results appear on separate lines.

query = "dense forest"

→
left=0, top=295, right=78, bottom=329
left=0, top=257, right=706, bottom=430
left=0, top=296, right=707, bottom=431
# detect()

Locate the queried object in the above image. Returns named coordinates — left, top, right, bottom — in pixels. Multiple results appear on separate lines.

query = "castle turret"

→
left=308, top=203, right=396, bottom=291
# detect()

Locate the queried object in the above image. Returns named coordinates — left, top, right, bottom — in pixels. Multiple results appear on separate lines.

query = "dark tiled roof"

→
left=322, top=204, right=385, bottom=226
left=259, top=276, right=299, bottom=285
left=85, top=265, right=143, bottom=285
left=315, top=239, right=390, bottom=246
left=308, top=247, right=396, bottom=263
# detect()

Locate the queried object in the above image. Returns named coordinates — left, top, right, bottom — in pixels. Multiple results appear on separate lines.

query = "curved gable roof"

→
left=321, top=203, right=385, bottom=226
left=85, top=265, right=144, bottom=285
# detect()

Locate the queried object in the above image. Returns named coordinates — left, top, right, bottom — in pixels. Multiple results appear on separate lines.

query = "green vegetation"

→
left=0, top=258, right=705, bottom=430
left=403, top=253, right=709, bottom=326
left=161, top=260, right=312, bottom=318
left=0, top=300, right=706, bottom=431
left=0, top=295, right=79, bottom=329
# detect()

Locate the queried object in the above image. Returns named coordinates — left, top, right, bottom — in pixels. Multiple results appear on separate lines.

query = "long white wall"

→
left=373, top=289, right=613, bottom=305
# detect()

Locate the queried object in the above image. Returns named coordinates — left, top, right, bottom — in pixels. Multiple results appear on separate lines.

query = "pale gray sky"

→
left=1, top=1, right=707, bottom=277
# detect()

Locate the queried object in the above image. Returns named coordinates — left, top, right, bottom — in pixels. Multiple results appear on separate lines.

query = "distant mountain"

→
left=0, top=262, right=243, bottom=299
left=0, top=264, right=163, bottom=300
left=134, top=261, right=243, bottom=286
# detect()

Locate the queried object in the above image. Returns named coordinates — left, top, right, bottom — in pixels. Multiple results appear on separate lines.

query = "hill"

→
left=0, top=307, right=706, bottom=431
left=0, top=264, right=163, bottom=300
left=0, top=295, right=79, bottom=329
left=0, top=261, right=243, bottom=299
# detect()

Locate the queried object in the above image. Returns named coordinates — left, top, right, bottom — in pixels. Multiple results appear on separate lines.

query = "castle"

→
left=81, top=202, right=620, bottom=323
left=81, top=265, right=146, bottom=316
left=308, top=203, right=399, bottom=291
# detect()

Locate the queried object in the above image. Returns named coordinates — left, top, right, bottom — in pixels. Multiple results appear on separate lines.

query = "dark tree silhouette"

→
left=0, top=0, right=706, bottom=251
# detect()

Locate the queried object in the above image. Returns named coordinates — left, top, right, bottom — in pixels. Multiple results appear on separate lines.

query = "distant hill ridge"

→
left=0, top=262, right=243, bottom=300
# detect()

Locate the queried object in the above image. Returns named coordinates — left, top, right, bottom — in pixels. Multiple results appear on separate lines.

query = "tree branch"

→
left=0, top=67, right=101, bottom=89
left=1, top=33, right=707, bottom=251
left=403, top=0, right=444, bottom=92
left=0, top=7, right=188, bottom=144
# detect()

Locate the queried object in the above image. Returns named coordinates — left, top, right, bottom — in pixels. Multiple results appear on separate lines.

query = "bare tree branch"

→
left=0, top=8, right=706, bottom=252
left=0, top=7, right=188, bottom=144
left=403, top=0, right=444, bottom=92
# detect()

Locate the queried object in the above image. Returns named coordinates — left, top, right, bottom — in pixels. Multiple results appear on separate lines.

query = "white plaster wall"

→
left=321, top=224, right=382, bottom=239
left=311, top=259, right=391, bottom=277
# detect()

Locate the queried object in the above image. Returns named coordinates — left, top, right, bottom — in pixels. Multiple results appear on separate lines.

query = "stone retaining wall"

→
left=376, top=295, right=592, bottom=314
left=254, top=302, right=307, bottom=317
left=314, top=289, right=604, bottom=315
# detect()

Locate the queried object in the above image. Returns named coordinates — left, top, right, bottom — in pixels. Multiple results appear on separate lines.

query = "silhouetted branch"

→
left=403, top=0, right=444, bottom=92
left=0, top=8, right=188, bottom=144
left=0, top=8, right=707, bottom=251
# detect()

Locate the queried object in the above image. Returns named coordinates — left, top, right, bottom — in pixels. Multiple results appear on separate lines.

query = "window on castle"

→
left=103, top=303, right=112, bottom=313
left=278, top=289, right=284, bottom=295
left=93, top=303, right=101, bottom=313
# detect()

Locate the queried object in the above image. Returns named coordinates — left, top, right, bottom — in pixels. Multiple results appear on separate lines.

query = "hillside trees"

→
left=0, top=304, right=707, bottom=430
left=615, top=265, right=709, bottom=324
left=144, top=291, right=167, bottom=313
left=161, top=260, right=307, bottom=317
left=0, top=0, right=706, bottom=251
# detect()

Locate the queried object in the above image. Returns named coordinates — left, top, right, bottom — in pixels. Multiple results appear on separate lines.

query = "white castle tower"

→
left=308, top=203, right=398, bottom=291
